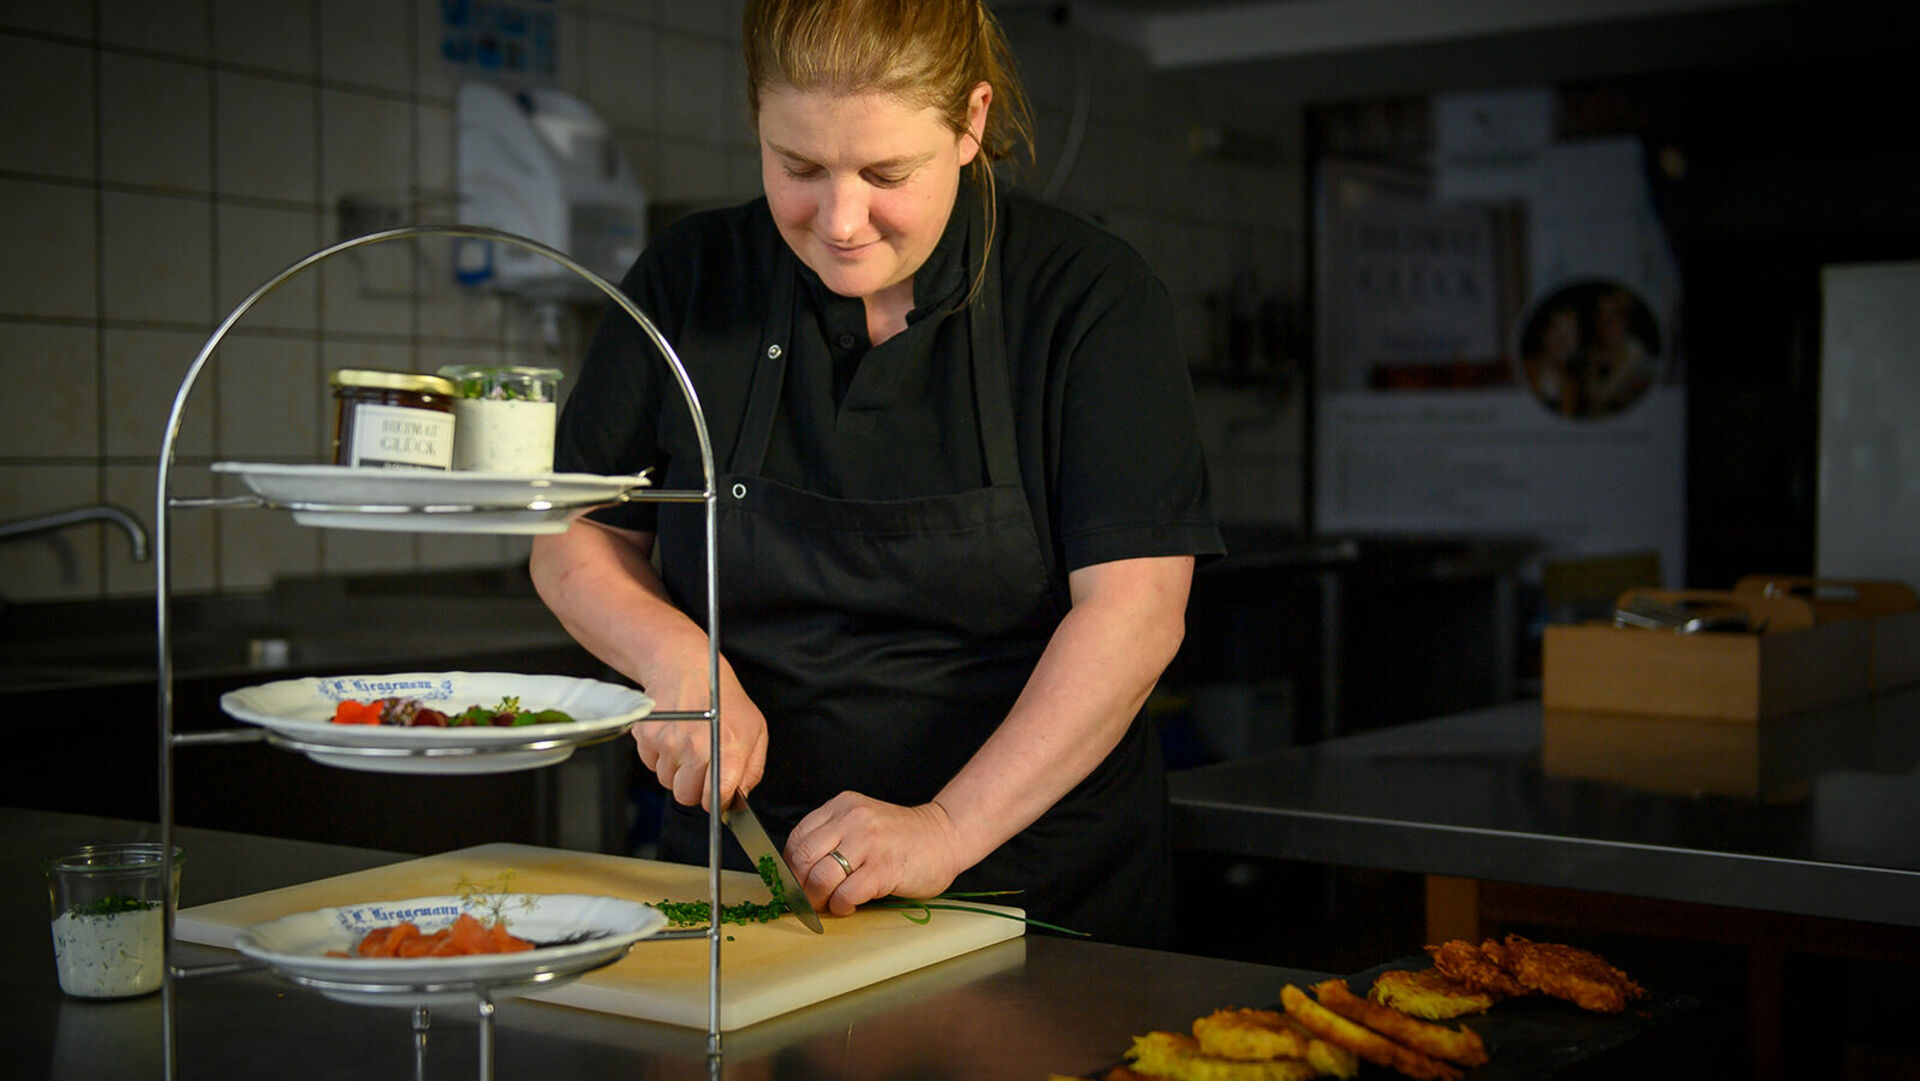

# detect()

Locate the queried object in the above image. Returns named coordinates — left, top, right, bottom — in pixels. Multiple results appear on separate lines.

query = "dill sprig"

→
left=454, top=870, right=535, bottom=925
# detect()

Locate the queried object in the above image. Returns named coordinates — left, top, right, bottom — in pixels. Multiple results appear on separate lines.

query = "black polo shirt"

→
left=557, top=185, right=1223, bottom=578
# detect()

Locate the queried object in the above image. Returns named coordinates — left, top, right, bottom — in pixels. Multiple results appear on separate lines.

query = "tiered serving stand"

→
left=150, top=225, right=729, bottom=1080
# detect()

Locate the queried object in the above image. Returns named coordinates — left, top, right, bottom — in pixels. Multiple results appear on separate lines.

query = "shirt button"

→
left=836, top=334, right=855, bottom=350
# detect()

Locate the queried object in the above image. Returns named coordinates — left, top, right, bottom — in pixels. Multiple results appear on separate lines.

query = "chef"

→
left=529, top=0, right=1222, bottom=947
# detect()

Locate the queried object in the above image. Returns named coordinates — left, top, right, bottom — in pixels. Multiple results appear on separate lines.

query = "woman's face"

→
left=758, top=84, right=987, bottom=311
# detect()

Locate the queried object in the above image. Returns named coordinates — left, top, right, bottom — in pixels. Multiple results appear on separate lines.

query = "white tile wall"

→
left=0, top=464, right=108, bottom=601
left=106, top=462, right=215, bottom=596
left=582, top=14, right=659, bottom=133
left=319, top=0, right=414, bottom=96
left=0, top=324, right=99, bottom=458
left=0, top=0, right=94, bottom=38
left=100, top=52, right=213, bottom=193
left=0, top=35, right=95, bottom=180
left=0, top=0, right=1305, bottom=604
left=102, top=327, right=216, bottom=460
left=0, top=178, right=98, bottom=320
left=216, top=72, right=318, bottom=202
left=216, top=493, right=321, bottom=590
left=318, top=87, right=415, bottom=207
left=215, top=202, right=323, bottom=330
left=212, top=0, right=314, bottom=77
left=100, top=190, right=214, bottom=325
left=211, top=335, right=322, bottom=459
left=99, top=0, right=211, bottom=61
left=660, top=0, right=741, bottom=41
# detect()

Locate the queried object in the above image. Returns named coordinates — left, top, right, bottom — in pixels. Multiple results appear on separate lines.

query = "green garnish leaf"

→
left=67, top=892, right=156, bottom=918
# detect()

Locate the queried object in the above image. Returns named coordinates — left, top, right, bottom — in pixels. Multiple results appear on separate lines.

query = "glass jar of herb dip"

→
left=437, top=365, right=564, bottom=474
left=45, top=843, right=184, bottom=999
left=330, top=369, right=458, bottom=470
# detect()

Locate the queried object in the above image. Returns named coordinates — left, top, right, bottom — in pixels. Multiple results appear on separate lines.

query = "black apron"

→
left=655, top=213, right=1173, bottom=946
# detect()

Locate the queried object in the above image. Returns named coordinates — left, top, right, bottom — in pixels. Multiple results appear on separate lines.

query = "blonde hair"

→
left=743, top=0, right=1036, bottom=298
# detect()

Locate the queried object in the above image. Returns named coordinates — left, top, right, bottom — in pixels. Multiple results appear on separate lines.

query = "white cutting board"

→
left=175, top=842, right=1025, bottom=1030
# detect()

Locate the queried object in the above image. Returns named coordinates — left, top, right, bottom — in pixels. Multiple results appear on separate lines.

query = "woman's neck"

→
left=864, top=279, right=915, bottom=346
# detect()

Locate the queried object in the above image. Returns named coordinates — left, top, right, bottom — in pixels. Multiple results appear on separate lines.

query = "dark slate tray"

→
left=1088, top=955, right=1697, bottom=1079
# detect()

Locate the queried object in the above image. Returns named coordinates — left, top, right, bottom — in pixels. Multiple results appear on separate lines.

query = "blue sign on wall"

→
left=440, top=0, right=557, bottom=79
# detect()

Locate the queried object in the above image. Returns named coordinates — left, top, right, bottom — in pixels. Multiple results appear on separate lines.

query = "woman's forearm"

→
left=528, top=522, right=712, bottom=700
left=531, top=521, right=770, bottom=805
left=930, top=555, right=1194, bottom=870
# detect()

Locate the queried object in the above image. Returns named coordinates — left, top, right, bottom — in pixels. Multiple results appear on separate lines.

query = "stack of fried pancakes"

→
left=1067, top=935, right=1644, bottom=1081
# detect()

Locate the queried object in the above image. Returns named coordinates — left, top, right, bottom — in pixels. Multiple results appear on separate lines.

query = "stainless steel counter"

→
left=3, top=808, right=1323, bottom=1080
left=1168, top=688, right=1920, bottom=927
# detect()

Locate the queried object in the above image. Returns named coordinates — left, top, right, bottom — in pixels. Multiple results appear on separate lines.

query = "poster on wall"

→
left=1312, top=121, right=1686, bottom=584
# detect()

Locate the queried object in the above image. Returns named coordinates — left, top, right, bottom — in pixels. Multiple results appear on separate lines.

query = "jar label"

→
left=345, top=403, right=455, bottom=469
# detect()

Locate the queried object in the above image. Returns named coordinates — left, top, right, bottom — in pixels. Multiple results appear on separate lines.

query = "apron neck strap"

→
left=965, top=203, right=1019, bottom=489
left=731, top=252, right=796, bottom=475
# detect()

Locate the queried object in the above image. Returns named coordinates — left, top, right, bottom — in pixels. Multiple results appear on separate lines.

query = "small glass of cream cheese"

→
left=45, top=843, right=184, bottom=999
left=437, top=365, right=565, bottom=474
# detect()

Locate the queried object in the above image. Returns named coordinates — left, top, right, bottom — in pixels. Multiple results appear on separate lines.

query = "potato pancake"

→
left=1310, top=979, right=1488, bottom=1066
left=1193, top=1008, right=1310, bottom=1060
left=1502, top=935, right=1645, bottom=1013
left=1367, top=968, right=1499, bottom=1019
left=1425, top=938, right=1529, bottom=997
left=1279, top=985, right=1464, bottom=1081
left=1125, top=1031, right=1318, bottom=1081
left=1189, top=1008, right=1359, bottom=1078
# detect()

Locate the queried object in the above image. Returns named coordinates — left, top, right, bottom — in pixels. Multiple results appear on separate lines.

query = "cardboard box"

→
left=1733, top=576, right=1920, bottom=691
left=1542, top=616, right=1872, bottom=721
left=1869, top=609, right=1920, bottom=689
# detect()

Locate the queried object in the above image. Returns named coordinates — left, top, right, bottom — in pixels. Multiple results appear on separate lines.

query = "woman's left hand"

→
left=784, top=794, right=963, bottom=916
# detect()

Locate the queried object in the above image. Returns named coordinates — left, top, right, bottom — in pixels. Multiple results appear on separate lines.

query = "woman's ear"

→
left=959, top=80, right=992, bottom=166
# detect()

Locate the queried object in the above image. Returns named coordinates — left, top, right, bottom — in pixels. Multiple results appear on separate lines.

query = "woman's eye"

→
left=783, top=165, right=822, bottom=180
left=864, top=172, right=909, bottom=188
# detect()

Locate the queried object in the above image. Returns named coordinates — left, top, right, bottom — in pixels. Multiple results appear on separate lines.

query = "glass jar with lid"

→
left=330, top=369, right=458, bottom=470
left=437, top=365, right=564, bottom=474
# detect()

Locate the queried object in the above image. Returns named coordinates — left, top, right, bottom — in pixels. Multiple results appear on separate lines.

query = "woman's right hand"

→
left=634, top=652, right=769, bottom=813
left=529, top=522, right=769, bottom=813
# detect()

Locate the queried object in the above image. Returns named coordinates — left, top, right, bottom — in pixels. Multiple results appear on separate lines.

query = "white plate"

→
left=220, top=671, right=652, bottom=774
left=210, top=462, right=650, bottom=534
left=234, top=894, right=667, bottom=1007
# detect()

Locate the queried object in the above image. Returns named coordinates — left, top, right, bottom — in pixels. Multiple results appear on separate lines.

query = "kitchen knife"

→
left=724, top=795, right=824, bottom=934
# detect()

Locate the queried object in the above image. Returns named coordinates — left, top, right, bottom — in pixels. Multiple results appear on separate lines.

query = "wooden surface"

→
left=175, top=842, right=1025, bottom=1030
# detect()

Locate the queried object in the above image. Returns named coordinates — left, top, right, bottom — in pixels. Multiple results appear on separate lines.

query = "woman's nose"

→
left=819, top=180, right=866, bottom=241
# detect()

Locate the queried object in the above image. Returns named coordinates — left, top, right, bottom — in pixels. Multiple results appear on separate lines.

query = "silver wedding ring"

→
left=828, top=849, right=853, bottom=876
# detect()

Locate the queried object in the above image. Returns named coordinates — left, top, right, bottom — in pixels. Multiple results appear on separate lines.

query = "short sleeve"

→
left=1051, top=264, right=1223, bottom=572
left=552, top=232, right=686, bottom=533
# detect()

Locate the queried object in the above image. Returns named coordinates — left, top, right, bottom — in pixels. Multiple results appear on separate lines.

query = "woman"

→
left=530, top=0, right=1221, bottom=947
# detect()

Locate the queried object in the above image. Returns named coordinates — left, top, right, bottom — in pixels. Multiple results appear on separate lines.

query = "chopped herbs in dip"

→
left=50, top=893, right=165, bottom=998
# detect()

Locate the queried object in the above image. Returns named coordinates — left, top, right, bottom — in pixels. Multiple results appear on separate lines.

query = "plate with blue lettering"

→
left=219, top=671, right=653, bottom=774
left=210, top=462, right=651, bottom=533
left=234, top=893, right=667, bottom=1006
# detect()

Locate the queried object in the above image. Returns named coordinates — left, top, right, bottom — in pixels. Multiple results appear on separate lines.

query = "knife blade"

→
left=723, top=794, right=824, bottom=934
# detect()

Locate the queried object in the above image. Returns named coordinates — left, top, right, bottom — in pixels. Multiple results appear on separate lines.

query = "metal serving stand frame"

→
left=149, top=224, right=730, bottom=1080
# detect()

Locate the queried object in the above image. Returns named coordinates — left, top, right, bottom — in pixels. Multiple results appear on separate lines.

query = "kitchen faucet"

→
left=0, top=503, right=152, bottom=563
